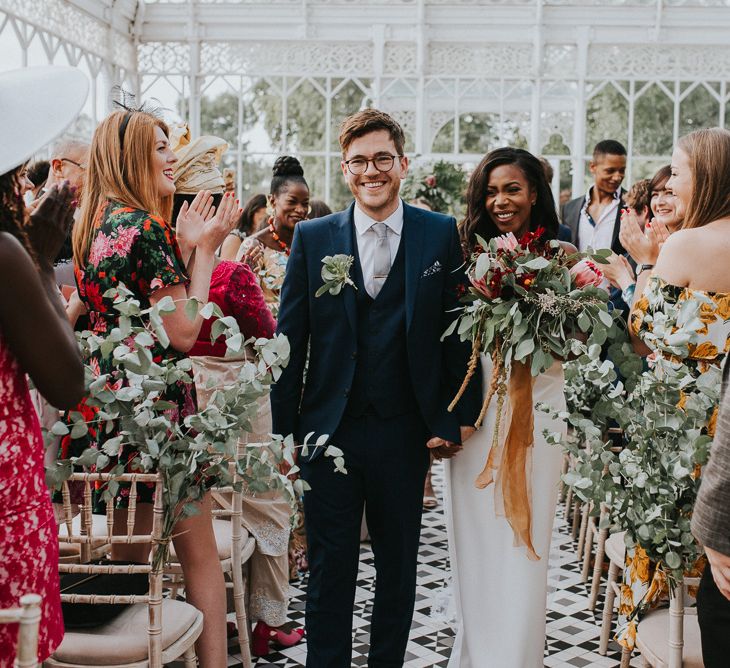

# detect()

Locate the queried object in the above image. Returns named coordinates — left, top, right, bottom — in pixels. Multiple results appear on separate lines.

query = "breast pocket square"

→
left=422, top=261, right=443, bottom=278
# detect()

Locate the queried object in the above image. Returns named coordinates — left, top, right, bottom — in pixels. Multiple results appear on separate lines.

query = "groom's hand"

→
left=427, top=436, right=462, bottom=460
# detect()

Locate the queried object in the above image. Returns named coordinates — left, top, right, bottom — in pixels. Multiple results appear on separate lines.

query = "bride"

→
left=444, top=147, right=572, bottom=667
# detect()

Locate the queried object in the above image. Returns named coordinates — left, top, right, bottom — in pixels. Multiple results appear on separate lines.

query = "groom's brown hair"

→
left=338, top=109, right=405, bottom=157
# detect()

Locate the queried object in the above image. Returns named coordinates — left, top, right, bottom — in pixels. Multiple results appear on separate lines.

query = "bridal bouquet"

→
left=446, top=228, right=616, bottom=559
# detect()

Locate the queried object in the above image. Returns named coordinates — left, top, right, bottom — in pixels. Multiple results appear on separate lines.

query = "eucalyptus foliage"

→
left=46, top=285, right=343, bottom=566
left=544, top=295, right=721, bottom=585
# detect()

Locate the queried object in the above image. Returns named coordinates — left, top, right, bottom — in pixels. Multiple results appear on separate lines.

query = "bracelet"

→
left=622, top=283, right=636, bottom=304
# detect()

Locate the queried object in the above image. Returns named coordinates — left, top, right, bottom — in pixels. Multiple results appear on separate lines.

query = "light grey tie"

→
left=371, top=222, right=391, bottom=298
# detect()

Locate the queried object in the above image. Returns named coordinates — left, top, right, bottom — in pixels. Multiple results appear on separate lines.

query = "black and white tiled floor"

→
left=227, top=463, right=640, bottom=668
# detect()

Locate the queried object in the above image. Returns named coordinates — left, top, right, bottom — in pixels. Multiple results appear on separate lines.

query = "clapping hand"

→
left=175, top=190, right=216, bottom=257
left=619, top=208, right=670, bottom=266
left=26, top=181, right=76, bottom=269
left=198, top=192, right=242, bottom=254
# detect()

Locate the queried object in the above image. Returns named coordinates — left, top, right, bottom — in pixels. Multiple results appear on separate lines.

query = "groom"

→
left=271, top=109, right=481, bottom=667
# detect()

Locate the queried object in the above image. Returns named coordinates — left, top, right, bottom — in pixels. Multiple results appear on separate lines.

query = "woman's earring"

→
left=266, top=202, right=275, bottom=219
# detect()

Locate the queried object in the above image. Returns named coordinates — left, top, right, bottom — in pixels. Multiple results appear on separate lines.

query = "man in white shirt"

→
left=272, top=109, right=481, bottom=668
left=561, top=139, right=627, bottom=254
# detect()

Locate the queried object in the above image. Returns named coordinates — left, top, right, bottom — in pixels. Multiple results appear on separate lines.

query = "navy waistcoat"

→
left=345, top=228, right=418, bottom=418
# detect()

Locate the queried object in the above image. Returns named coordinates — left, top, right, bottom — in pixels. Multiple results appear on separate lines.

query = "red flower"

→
left=425, top=175, right=437, bottom=188
left=518, top=226, right=547, bottom=252
left=84, top=282, right=105, bottom=312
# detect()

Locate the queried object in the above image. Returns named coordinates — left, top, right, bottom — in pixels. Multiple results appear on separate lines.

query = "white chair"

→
left=166, top=438, right=257, bottom=668
left=47, top=472, right=204, bottom=668
left=636, top=576, right=703, bottom=668
left=599, top=531, right=633, bottom=668
left=0, top=593, right=42, bottom=668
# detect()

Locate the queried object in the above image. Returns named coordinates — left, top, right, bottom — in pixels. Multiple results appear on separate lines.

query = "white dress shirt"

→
left=577, top=186, right=622, bottom=252
left=353, top=200, right=404, bottom=297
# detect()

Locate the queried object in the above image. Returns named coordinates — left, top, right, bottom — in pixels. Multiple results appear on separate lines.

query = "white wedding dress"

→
left=444, top=354, right=566, bottom=668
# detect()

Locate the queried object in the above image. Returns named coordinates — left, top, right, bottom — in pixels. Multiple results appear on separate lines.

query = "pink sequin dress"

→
left=0, top=332, right=64, bottom=664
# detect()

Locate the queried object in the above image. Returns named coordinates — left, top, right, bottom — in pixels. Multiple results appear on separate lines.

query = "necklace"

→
left=268, top=217, right=291, bottom=255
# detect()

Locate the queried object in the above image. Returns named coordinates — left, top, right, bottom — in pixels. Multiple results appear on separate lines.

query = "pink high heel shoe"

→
left=251, top=621, right=305, bottom=656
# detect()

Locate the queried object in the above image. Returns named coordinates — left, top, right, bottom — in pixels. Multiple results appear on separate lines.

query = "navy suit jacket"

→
left=270, top=201, right=482, bottom=461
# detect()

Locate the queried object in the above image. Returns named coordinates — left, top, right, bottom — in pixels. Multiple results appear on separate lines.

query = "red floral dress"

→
left=0, top=332, right=64, bottom=663
left=189, top=260, right=275, bottom=356
left=60, top=201, right=195, bottom=508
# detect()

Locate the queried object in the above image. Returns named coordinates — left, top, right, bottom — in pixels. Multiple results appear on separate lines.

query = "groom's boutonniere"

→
left=315, top=254, right=358, bottom=297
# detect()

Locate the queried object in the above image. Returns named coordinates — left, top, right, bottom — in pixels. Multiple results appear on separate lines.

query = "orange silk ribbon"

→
left=475, top=360, right=539, bottom=561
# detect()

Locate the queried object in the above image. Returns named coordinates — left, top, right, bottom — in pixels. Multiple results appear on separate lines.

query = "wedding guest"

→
left=648, top=164, right=684, bottom=233
left=0, top=65, right=86, bottom=666
left=173, top=140, right=304, bottom=654
left=47, top=137, right=89, bottom=193
left=692, top=360, right=730, bottom=666
left=561, top=139, right=627, bottom=253
left=235, top=158, right=311, bottom=576
left=448, top=147, right=572, bottom=668
left=602, top=165, right=682, bottom=309
left=308, top=198, right=332, bottom=220
left=26, top=160, right=50, bottom=199
left=625, top=178, right=651, bottom=229
left=70, top=108, right=240, bottom=667
left=237, top=157, right=311, bottom=310
left=17, top=163, right=35, bottom=197
left=188, top=262, right=304, bottom=655
left=46, top=138, right=89, bottom=288
left=539, top=156, right=572, bottom=242
left=616, top=127, right=730, bottom=655
left=219, top=193, right=267, bottom=260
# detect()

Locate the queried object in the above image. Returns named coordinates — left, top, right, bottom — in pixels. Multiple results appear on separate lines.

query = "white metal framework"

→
left=3, top=0, right=730, bottom=206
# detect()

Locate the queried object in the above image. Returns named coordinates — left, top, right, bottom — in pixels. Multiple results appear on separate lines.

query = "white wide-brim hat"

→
left=0, top=66, right=89, bottom=176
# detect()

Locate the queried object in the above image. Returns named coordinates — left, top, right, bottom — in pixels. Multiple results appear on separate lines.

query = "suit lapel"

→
left=403, top=203, right=425, bottom=332
left=611, top=188, right=627, bottom=251
left=328, top=205, right=357, bottom=333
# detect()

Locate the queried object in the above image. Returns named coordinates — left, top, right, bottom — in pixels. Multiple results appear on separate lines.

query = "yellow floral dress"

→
left=617, top=275, right=730, bottom=649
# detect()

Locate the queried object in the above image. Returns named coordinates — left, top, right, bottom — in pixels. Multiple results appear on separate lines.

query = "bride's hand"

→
left=427, top=436, right=462, bottom=460
left=460, top=426, right=476, bottom=443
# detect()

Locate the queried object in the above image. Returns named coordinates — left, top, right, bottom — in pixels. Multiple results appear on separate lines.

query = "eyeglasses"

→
left=61, top=158, right=87, bottom=171
left=344, top=154, right=403, bottom=176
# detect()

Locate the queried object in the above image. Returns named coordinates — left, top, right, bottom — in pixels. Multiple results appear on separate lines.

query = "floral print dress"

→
left=61, top=201, right=195, bottom=507
left=617, top=275, right=730, bottom=649
left=0, top=332, right=64, bottom=663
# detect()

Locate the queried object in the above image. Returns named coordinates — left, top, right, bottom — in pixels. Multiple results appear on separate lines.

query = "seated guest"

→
left=561, top=139, right=627, bottom=254
left=0, top=65, right=86, bottom=665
